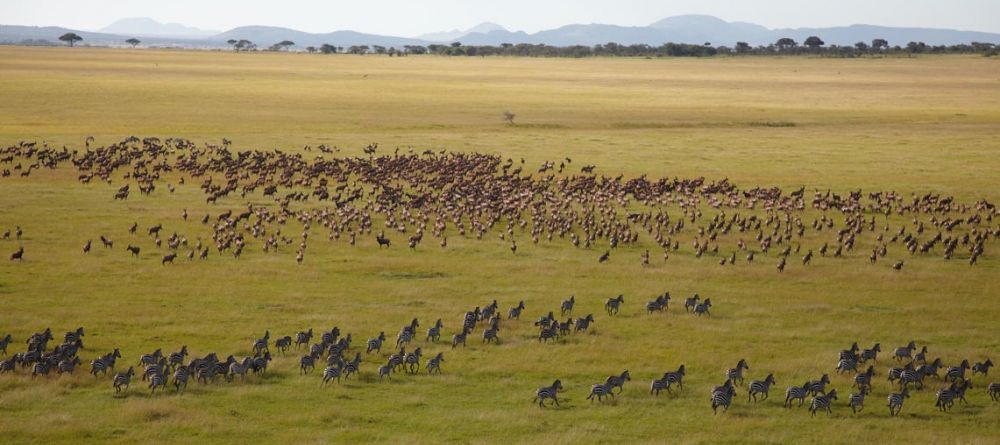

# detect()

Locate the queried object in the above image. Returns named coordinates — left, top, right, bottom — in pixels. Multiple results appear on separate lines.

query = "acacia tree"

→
left=126, top=38, right=140, bottom=48
left=804, top=36, right=824, bottom=51
left=227, top=39, right=238, bottom=51
left=276, top=40, right=295, bottom=51
left=871, top=38, right=889, bottom=52
left=59, top=33, right=82, bottom=47
left=735, top=41, right=751, bottom=54
left=319, top=44, right=337, bottom=54
left=775, top=38, right=797, bottom=52
left=306, top=46, right=317, bottom=53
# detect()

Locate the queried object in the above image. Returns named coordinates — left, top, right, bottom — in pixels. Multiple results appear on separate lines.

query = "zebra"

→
left=887, top=388, right=910, bottom=416
left=604, top=295, right=625, bottom=315
left=989, top=382, right=1000, bottom=401
left=396, top=319, right=420, bottom=347
left=560, top=296, right=575, bottom=315
left=684, top=294, right=700, bottom=312
left=461, top=309, right=479, bottom=334
left=295, top=329, right=313, bottom=349
left=451, top=328, right=469, bottom=348
left=228, top=357, right=253, bottom=382
left=168, top=346, right=188, bottom=370
left=251, top=351, right=271, bottom=375
left=138, top=348, right=163, bottom=367
left=426, top=352, right=444, bottom=374
left=387, top=348, right=406, bottom=373
left=557, top=318, right=574, bottom=336
left=378, top=363, right=392, bottom=381
left=367, top=332, right=386, bottom=354
left=805, top=374, right=830, bottom=396
left=574, top=314, right=595, bottom=333
left=322, top=364, right=342, bottom=385
left=848, top=387, right=868, bottom=413
left=587, top=382, right=615, bottom=402
left=809, top=389, right=838, bottom=417
left=482, top=325, right=499, bottom=344
left=403, top=348, right=422, bottom=374
left=274, top=336, right=292, bottom=353
left=0, top=354, right=18, bottom=374
left=343, top=352, right=362, bottom=379
left=90, top=349, right=121, bottom=376
left=0, top=334, right=11, bottom=356
left=914, top=346, right=929, bottom=364
left=836, top=356, right=859, bottom=374
left=693, top=298, right=712, bottom=316
left=972, top=359, right=994, bottom=376
left=31, top=360, right=50, bottom=378
left=785, top=381, right=811, bottom=407
left=113, top=367, right=135, bottom=393
left=606, top=370, right=631, bottom=393
left=916, top=358, right=944, bottom=380
left=148, top=369, right=168, bottom=394
left=173, top=365, right=190, bottom=393
left=534, top=379, right=563, bottom=407
left=711, top=380, right=736, bottom=414
left=935, top=380, right=972, bottom=411
left=650, top=368, right=684, bottom=396
left=142, top=358, right=167, bottom=381
left=887, top=363, right=911, bottom=385
left=320, top=327, right=341, bottom=346
left=893, top=341, right=917, bottom=361
left=646, top=293, right=670, bottom=314
left=859, top=343, right=881, bottom=363
left=945, top=360, right=971, bottom=382
left=748, top=373, right=776, bottom=402
left=854, top=365, right=875, bottom=391
left=426, top=319, right=444, bottom=343
left=57, top=357, right=82, bottom=374
left=63, top=327, right=85, bottom=345
left=538, top=324, right=559, bottom=343
left=300, top=352, right=318, bottom=374
left=252, top=330, right=270, bottom=355
left=727, top=359, right=750, bottom=385
left=508, top=301, right=525, bottom=320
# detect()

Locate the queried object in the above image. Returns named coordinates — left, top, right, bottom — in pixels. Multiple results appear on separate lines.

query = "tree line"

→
left=54, top=32, right=999, bottom=57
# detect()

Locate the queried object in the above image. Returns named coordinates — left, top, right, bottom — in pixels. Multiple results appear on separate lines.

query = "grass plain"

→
left=0, top=47, right=998, bottom=444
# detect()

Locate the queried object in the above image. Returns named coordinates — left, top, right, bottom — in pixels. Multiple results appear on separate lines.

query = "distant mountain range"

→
left=2, top=15, right=998, bottom=49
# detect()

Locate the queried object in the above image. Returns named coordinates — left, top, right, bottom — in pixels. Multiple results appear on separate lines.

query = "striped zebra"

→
left=113, top=367, right=135, bottom=393
left=295, top=329, right=313, bottom=349
left=63, top=327, right=85, bottom=345
left=785, top=381, right=811, bottom=407
left=606, top=370, right=631, bottom=393
left=560, top=296, right=575, bottom=315
left=848, top=387, right=868, bottom=413
left=972, top=359, right=993, bottom=376
left=228, top=357, right=253, bottom=382
left=914, top=346, right=929, bottom=364
left=451, top=328, right=469, bottom=349
left=859, top=343, right=881, bottom=363
left=899, top=366, right=925, bottom=390
left=461, top=309, right=479, bottom=334
left=748, top=373, right=776, bottom=402
left=839, top=342, right=859, bottom=361
left=0, top=354, right=18, bottom=374
left=645, top=293, right=670, bottom=314
left=148, top=369, right=168, bottom=394
left=300, top=352, right=319, bottom=374
left=426, top=352, right=444, bottom=374
left=426, top=319, right=444, bottom=343
left=538, top=324, right=559, bottom=343
left=604, top=294, right=624, bottom=316
left=574, top=314, right=595, bottom=333
left=693, top=298, right=712, bottom=317
left=274, top=336, right=292, bottom=353
left=711, top=380, right=736, bottom=414
left=508, top=301, right=525, bottom=320
left=367, top=332, right=386, bottom=354
left=534, top=379, right=563, bottom=407
left=90, top=349, right=122, bottom=376
left=480, top=300, right=498, bottom=321
left=836, top=356, right=859, bottom=374
left=138, top=348, right=163, bottom=367
left=935, top=380, right=972, bottom=411
left=482, top=325, right=499, bottom=344
left=945, top=360, right=970, bottom=382
left=403, top=348, right=422, bottom=374
left=684, top=294, right=700, bottom=312
left=320, top=327, right=341, bottom=346
left=988, top=382, right=999, bottom=401
left=322, top=364, right=342, bottom=385
left=651, top=365, right=686, bottom=396
left=893, top=341, right=917, bottom=361
left=168, top=346, right=188, bottom=369
left=887, top=363, right=911, bottom=385
left=805, top=374, right=830, bottom=396
left=173, top=365, right=189, bottom=393
left=142, top=358, right=167, bottom=381
left=387, top=348, right=406, bottom=373
left=378, top=363, right=392, bottom=381
left=252, top=330, right=270, bottom=355
left=887, top=388, right=910, bottom=416
left=0, top=334, right=11, bottom=356
left=57, top=357, right=82, bottom=374
left=251, top=352, right=271, bottom=375
left=854, top=365, right=875, bottom=391
left=396, top=319, right=420, bottom=347
left=31, top=360, right=50, bottom=378
left=557, top=319, right=574, bottom=336
left=587, top=382, right=615, bottom=402
left=343, top=352, right=362, bottom=379
left=809, top=389, right=838, bottom=417
left=916, top=358, right=944, bottom=380
left=727, top=359, right=750, bottom=385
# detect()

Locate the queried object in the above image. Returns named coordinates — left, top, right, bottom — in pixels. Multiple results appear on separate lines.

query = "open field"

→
left=0, top=47, right=999, bottom=444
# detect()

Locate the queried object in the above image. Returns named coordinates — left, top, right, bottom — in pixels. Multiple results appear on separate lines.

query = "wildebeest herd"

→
left=1, top=137, right=995, bottom=271
left=2, top=295, right=995, bottom=416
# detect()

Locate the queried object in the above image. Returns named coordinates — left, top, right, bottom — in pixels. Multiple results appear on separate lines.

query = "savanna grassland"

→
left=0, top=46, right=999, bottom=444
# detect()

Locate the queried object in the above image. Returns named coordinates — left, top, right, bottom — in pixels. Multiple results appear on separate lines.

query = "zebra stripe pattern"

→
left=534, top=379, right=563, bottom=407
left=809, top=389, right=838, bottom=417
left=587, top=382, right=614, bottom=402
left=748, top=373, right=775, bottom=402
left=887, top=388, right=909, bottom=416
left=113, top=367, right=135, bottom=393
left=849, top=387, right=868, bottom=414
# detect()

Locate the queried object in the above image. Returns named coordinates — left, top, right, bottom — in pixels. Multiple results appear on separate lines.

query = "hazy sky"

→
left=1, top=0, right=997, bottom=36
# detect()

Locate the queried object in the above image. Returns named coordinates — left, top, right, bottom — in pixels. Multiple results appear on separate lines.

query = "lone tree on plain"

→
left=804, top=36, right=824, bottom=51
left=503, top=110, right=516, bottom=125
left=126, top=38, right=140, bottom=48
left=59, top=33, right=82, bottom=47
left=276, top=40, right=295, bottom=51
left=227, top=39, right=238, bottom=50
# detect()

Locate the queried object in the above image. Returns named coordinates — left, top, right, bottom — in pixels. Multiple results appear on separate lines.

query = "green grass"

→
left=0, top=47, right=998, bottom=444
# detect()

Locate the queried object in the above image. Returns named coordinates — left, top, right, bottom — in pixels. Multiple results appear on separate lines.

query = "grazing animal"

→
left=605, top=370, right=631, bottom=393
left=854, top=365, right=875, bottom=391
left=274, top=336, right=292, bottom=353
left=859, top=343, right=881, bottom=363
left=322, top=364, right=342, bottom=385
left=451, top=328, right=469, bottom=348
left=809, top=389, right=838, bottom=417
left=534, top=379, right=563, bottom=407
left=604, top=294, right=624, bottom=315
left=482, top=325, right=499, bottom=344
left=748, top=373, right=776, bottom=402
left=162, top=253, right=177, bottom=264
left=295, top=329, right=313, bottom=349
left=83, top=240, right=91, bottom=254
left=574, top=314, right=594, bottom=333
left=426, top=319, right=444, bottom=342
left=936, top=380, right=973, bottom=411
left=10, top=247, right=24, bottom=261
left=805, top=374, right=831, bottom=396
left=598, top=250, right=610, bottom=263
left=173, top=365, right=190, bottom=393
left=887, top=388, right=910, bottom=416
left=0, top=334, right=12, bottom=356
left=988, top=382, right=999, bottom=401
left=126, top=245, right=140, bottom=257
